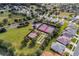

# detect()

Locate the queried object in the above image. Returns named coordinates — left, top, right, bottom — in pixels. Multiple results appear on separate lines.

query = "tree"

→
left=3, top=19, right=8, bottom=25
left=14, top=19, right=19, bottom=23
left=8, top=47, right=16, bottom=56
left=8, top=14, right=12, bottom=18
left=20, top=40, right=27, bottom=49
left=0, top=11, right=4, bottom=14
left=0, top=41, right=12, bottom=50
left=18, top=19, right=22, bottom=22
left=23, top=18, right=27, bottom=21
left=34, top=48, right=42, bottom=56
left=0, top=22, right=3, bottom=27
left=0, top=39, right=4, bottom=45
left=0, top=40, right=13, bottom=55
left=26, top=16, right=31, bottom=20
left=28, top=39, right=36, bottom=48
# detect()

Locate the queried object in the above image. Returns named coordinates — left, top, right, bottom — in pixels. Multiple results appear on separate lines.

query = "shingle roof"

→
left=68, top=23, right=75, bottom=28
left=38, top=24, right=55, bottom=34
left=63, top=27, right=77, bottom=38
left=51, top=18, right=59, bottom=23
left=63, top=32, right=74, bottom=38
left=28, top=31, right=38, bottom=39
left=33, top=23, right=42, bottom=29
left=51, top=42, right=65, bottom=54
left=57, top=36, right=70, bottom=45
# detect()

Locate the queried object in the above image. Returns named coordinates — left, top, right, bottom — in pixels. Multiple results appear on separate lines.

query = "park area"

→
left=0, top=11, right=26, bottom=24
left=0, top=10, right=69, bottom=56
left=0, top=23, right=41, bottom=55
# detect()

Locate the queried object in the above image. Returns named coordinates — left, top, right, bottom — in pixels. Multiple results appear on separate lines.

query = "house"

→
left=71, top=16, right=79, bottom=22
left=51, top=18, right=59, bottom=23
left=57, top=36, right=70, bottom=45
left=28, top=31, right=38, bottom=39
left=68, top=23, right=75, bottom=28
left=38, top=24, right=55, bottom=34
left=32, top=22, right=42, bottom=29
left=58, top=19, right=64, bottom=26
left=62, top=32, right=74, bottom=38
left=63, top=27, right=77, bottom=38
left=63, top=16, right=68, bottom=19
left=51, top=42, right=65, bottom=54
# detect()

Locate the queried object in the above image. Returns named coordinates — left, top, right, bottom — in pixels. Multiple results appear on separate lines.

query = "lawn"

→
left=0, top=23, right=41, bottom=55
left=66, top=44, right=73, bottom=50
left=0, top=11, right=26, bottom=24
left=64, top=52, right=69, bottom=56
left=58, top=12, right=74, bottom=17
left=71, top=38, right=77, bottom=43
left=58, top=20, right=68, bottom=36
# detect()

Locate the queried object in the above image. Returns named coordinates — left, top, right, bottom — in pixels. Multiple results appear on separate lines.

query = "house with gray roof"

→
left=51, top=42, right=65, bottom=54
left=57, top=36, right=70, bottom=45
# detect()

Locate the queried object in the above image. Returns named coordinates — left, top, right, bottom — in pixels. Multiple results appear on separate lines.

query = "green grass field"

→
left=0, top=11, right=69, bottom=55
left=0, top=11, right=26, bottom=24
left=58, top=12, right=74, bottom=17
left=0, top=23, right=41, bottom=55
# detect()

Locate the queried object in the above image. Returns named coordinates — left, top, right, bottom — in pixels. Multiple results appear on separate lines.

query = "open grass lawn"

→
left=58, top=12, right=74, bottom=17
left=0, top=23, right=41, bottom=55
left=0, top=11, right=26, bottom=24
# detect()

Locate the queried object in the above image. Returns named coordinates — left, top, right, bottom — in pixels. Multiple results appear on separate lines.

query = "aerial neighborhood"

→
left=0, top=3, right=79, bottom=56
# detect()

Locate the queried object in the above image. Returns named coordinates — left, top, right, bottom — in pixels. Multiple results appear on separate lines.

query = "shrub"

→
left=67, top=44, right=73, bottom=50
left=64, top=52, right=69, bottom=56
